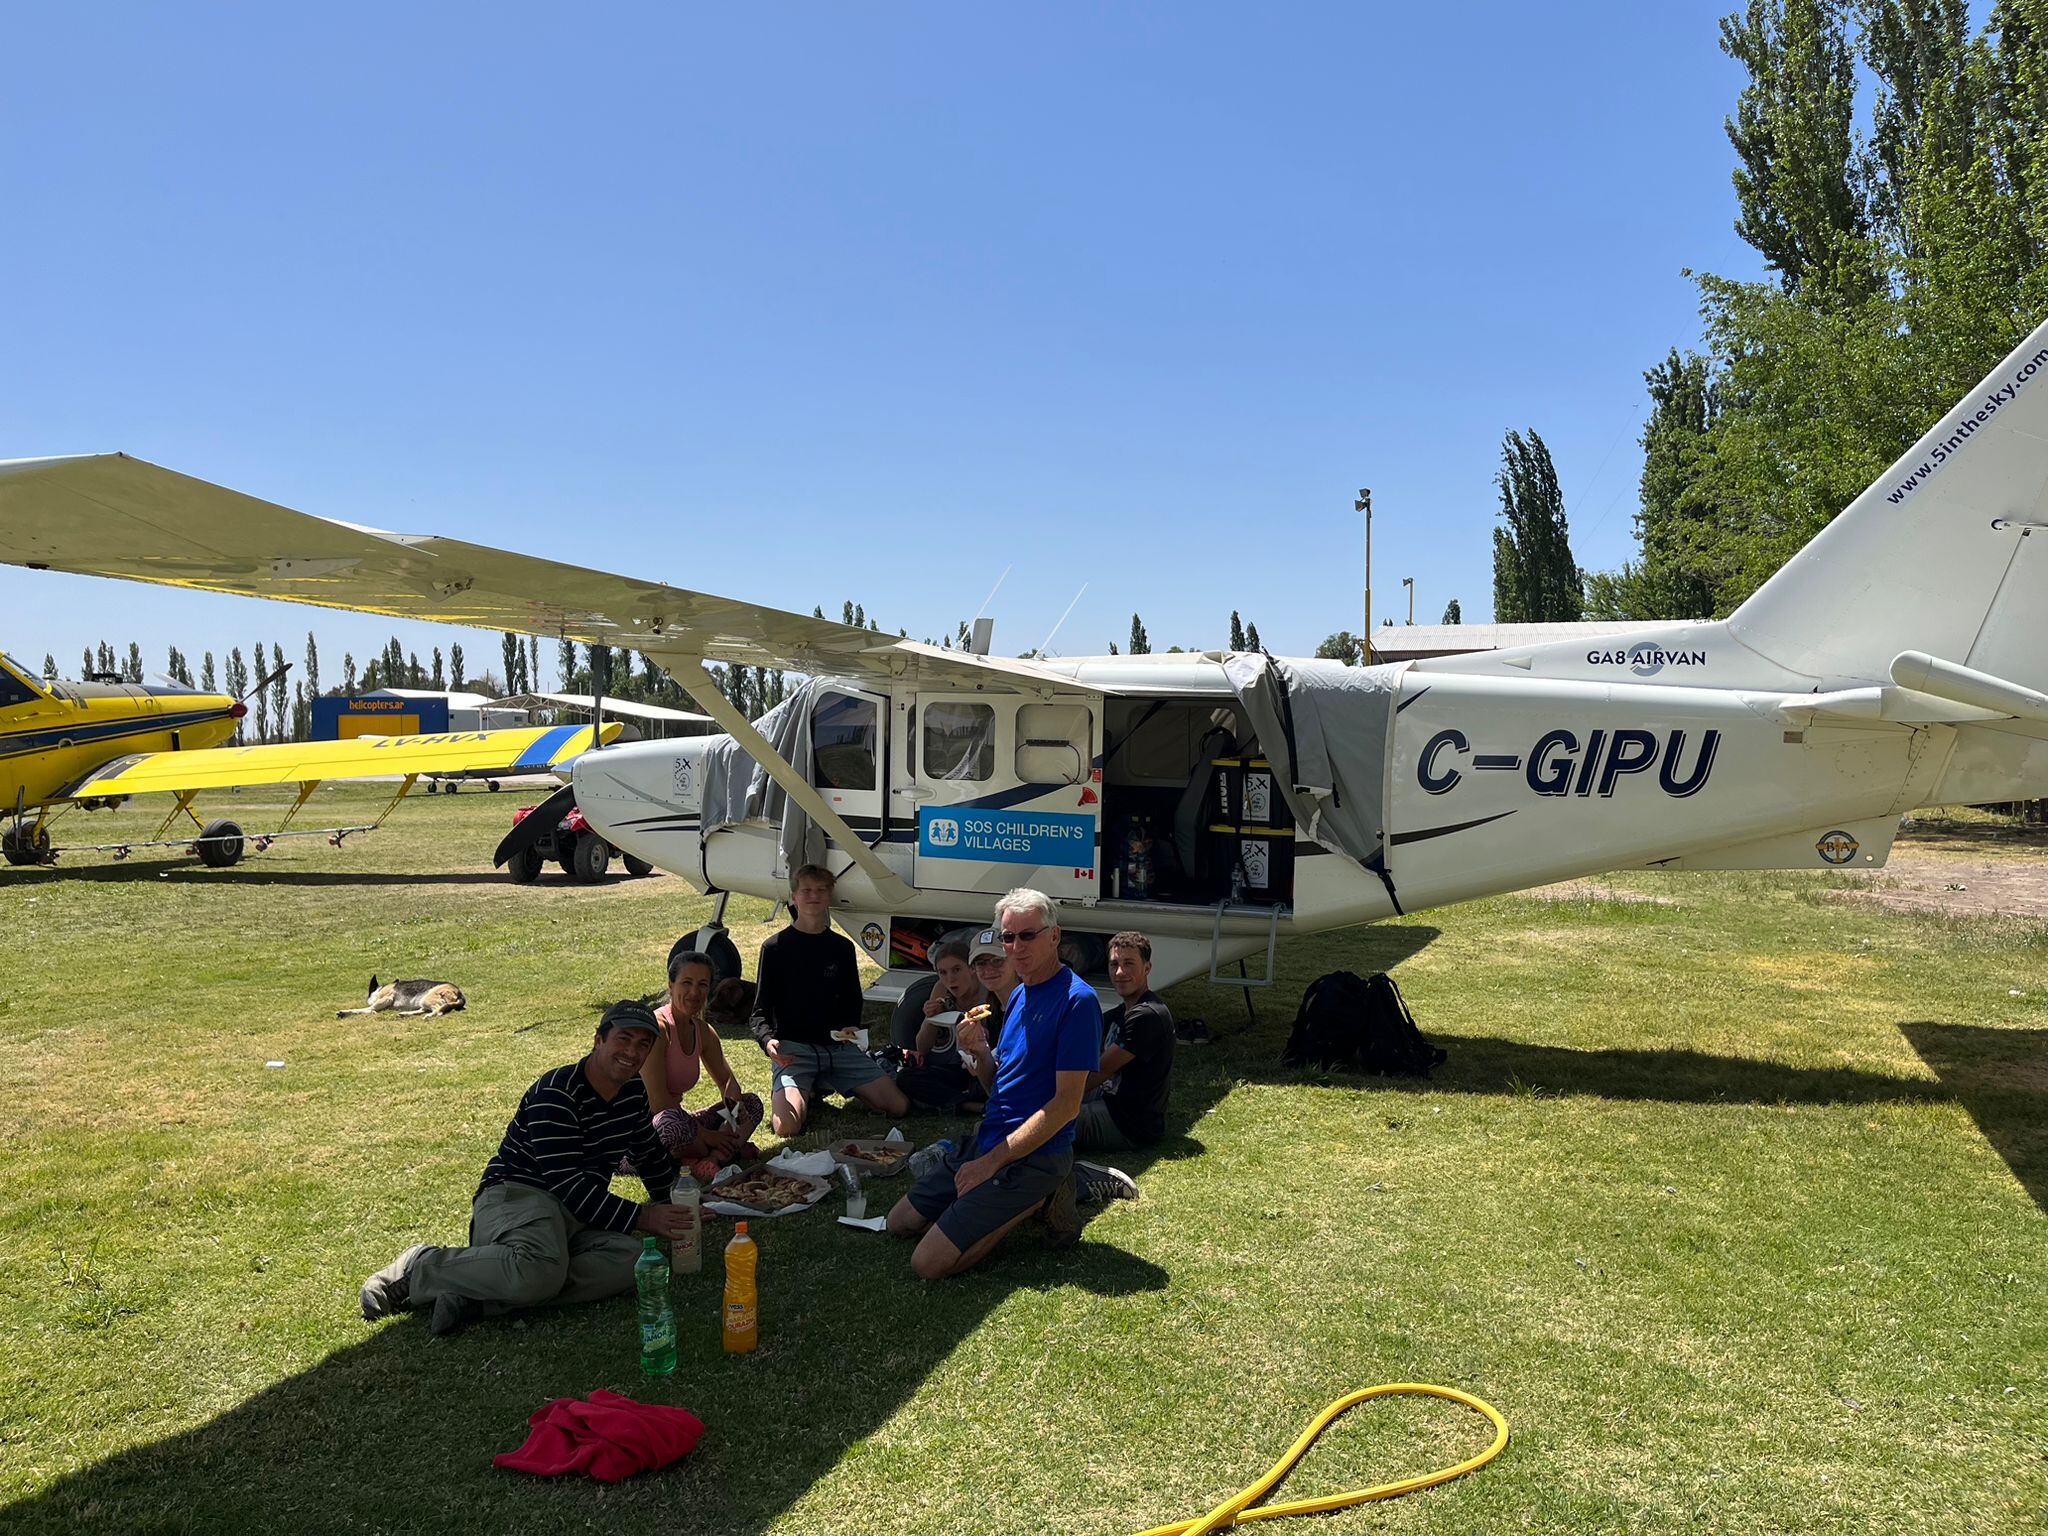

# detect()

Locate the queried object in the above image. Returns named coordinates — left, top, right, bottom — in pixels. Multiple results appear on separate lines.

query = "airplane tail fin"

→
left=1728, top=315, right=2048, bottom=689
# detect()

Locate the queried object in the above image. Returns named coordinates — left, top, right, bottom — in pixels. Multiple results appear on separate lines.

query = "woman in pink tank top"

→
left=641, top=948, right=763, bottom=1177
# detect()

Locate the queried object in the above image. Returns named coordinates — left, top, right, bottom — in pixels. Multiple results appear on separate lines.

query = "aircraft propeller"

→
left=492, top=780, right=575, bottom=868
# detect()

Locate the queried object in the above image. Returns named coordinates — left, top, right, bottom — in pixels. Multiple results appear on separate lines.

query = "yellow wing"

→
left=60, top=723, right=622, bottom=799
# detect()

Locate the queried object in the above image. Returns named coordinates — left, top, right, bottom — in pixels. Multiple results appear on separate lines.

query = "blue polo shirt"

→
left=976, top=966, right=1103, bottom=1157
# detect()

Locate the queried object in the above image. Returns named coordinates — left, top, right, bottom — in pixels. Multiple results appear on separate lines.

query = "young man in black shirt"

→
left=1073, top=930, right=1175, bottom=1203
left=750, top=863, right=909, bottom=1135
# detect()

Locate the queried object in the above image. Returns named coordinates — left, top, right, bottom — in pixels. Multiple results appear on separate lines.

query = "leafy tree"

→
left=202, top=652, right=217, bottom=691
left=41, top=652, right=55, bottom=678
left=559, top=639, right=578, bottom=693
left=1128, top=614, right=1150, bottom=655
left=271, top=644, right=289, bottom=739
left=502, top=632, right=519, bottom=695
left=1441, top=599, right=1462, bottom=624
left=303, top=632, right=320, bottom=700
left=448, top=642, right=465, bottom=691
left=96, top=641, right=115, bottom=676
left=1107, top=641, right=1119, bottom=655
left=1315, top=631, right=1365, bottom=664
left=1720, top=0, right=1875, bottom=307
left=124, top=641, right=142, bottom=681
left=340, top=653, right=356, bottom=692
left=225, top=648, right=248, bottom=739
left=1491, top=429, right=1582, bottom=622
left=589, top=642, right=615, bottom=696
left=431, top=647, right=446, bottom=690
left=1229, top=611, right=1246, bottom=650
left=1245, top=622, right=1262, bottom=652
left=526, top=635, right=540, bottom=694
left=81, top=647, right=92, bottom=677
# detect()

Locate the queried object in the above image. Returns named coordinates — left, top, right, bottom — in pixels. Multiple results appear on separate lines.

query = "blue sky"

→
left=1, top=3, right=1761, bottom=686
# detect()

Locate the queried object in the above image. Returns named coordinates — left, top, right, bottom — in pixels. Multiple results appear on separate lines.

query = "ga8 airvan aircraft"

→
left=4, top=317, right=2048, bottom=989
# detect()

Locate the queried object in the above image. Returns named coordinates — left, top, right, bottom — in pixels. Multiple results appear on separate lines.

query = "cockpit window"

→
left=0, top=664, right=40, bottom=709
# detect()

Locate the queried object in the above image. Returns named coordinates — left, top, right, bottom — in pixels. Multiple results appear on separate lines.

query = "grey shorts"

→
left=1073, top=1095, right=1137, bottom=1152
left=772, top=1039, right=888, bottom=1098
left=907, top=1140, right=1072, bottom=1253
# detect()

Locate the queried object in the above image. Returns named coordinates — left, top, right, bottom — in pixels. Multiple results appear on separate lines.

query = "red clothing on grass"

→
left=493, top=1390, right=705, bottom=1482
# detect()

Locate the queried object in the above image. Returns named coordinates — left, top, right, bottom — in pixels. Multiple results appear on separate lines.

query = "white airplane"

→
left=5, top=316, right=2048, bottom=994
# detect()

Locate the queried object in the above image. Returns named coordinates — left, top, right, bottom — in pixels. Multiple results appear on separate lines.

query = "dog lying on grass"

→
left=338, top=976, right=467, bottom=1018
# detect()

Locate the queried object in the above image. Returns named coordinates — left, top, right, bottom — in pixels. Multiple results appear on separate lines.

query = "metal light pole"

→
left=1356, top=488, right=1372, bottom=662
left=1402, top=575, right=1414, bottom=624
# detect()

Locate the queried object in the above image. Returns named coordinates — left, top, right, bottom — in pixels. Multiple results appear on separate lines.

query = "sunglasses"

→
left=999, top=926, right=1045, bottom=945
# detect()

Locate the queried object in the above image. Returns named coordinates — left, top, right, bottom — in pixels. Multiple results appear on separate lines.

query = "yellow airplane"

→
left=0, top=649, right=618, bottom=869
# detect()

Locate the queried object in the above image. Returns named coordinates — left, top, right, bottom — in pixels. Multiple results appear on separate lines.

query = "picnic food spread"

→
left=714, top=1170, right=819, bottom=1212
left=839, top=1141, right=911, bottom=1173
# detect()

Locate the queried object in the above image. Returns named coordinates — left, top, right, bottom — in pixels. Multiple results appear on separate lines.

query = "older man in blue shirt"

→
left=886, top=887, right=1099, bottom=1279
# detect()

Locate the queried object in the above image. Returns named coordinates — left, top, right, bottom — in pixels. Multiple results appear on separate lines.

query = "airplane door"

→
left=809, top=685, right=889, bottom=838
left=911, top=692, right=1102, bottom=905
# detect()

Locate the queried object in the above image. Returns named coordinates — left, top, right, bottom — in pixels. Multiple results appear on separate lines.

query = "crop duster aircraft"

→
left=0, top=651, right=617, bottom=869
left=5, top=317, right=2048, bottom=985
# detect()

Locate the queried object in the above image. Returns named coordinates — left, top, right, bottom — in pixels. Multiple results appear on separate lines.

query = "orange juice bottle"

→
left=722, top=1221, right=758, bottom=1353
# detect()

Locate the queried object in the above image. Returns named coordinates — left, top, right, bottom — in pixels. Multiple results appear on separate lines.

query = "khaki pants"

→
left=406, top=1181, right=643, bottom=1320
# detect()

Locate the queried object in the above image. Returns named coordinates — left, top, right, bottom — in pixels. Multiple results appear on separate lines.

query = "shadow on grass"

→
left=10, top=862, right=519, bottom=887
left=1900, top=1021, right=2048, bottom=1215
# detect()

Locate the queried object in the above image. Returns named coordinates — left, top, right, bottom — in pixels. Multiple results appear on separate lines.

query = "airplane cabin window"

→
left=921, top=701, right=995, bottom=782
left=0, top=667, right=38, bottom=709
left=811, top=692, right=879, bottom=790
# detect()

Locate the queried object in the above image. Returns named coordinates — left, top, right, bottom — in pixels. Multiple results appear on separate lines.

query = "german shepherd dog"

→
left=338, top=976, right=467, bottom=1018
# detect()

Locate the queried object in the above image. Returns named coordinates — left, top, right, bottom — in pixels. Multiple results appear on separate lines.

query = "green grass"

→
left=2, top=785, right=2044, bottom=1533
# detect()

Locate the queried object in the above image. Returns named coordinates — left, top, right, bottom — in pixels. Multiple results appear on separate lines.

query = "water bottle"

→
left=635, top=1236, right=676, bottom=1377
left=671, top=1175, right=702, bottom=1275
left=908, top=1137, right=956, bottom=1180
left=722, top=1222, right=759, bottom=1354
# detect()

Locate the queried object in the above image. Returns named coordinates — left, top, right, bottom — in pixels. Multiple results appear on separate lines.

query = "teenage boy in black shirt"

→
left=750, top=863, right=909, bottom=1135
left=1073, top=930, right=1174, bottom=1202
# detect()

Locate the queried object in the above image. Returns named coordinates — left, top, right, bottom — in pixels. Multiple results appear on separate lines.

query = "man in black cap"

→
left=359, top=1000, right=693, bottom=1335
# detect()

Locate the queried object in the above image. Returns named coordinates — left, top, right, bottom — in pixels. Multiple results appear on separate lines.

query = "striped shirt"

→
left=477, top=1060, right=679, bottom=1233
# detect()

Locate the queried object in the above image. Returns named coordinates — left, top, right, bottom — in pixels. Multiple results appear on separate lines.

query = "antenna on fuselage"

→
left=1033, top=583, right=1088, bottom=659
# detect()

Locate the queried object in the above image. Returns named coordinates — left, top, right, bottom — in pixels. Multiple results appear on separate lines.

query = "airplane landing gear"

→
left=195, top=819, right=246, bottom=868
left=1, top=824, right=52, bottom=866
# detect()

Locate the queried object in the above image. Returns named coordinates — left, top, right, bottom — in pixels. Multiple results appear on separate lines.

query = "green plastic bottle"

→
left=635, top=1236, right=676, bottom=1376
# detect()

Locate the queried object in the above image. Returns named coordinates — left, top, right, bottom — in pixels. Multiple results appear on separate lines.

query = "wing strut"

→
left=665, top=653, right=915, bottom=906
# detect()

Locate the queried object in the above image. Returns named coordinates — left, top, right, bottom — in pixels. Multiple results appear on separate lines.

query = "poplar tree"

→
left=501, top=632, right=519, bottom=694
left=202, top=652, right=217, bottom=691
left=1229, top=611, right=1246, bottom=650
left=271, top=644, right=289, bottom=739
left=1128, top=615, right=1150, bottom=655
left=41, top=653, right=56, bottom=678
left=341, top=653, right=356, bottom=691
left=81, top=647, right=92, bottom=677
left=304, top=632, right=320, bottom=699
left=449, top=643, right=466, bottom=691
left=1442, top=599, right=1462, bottom=624
left=558, top=639, right=578, bottom=693
left=1491, top=430, right=1582, bottom=623
left=1720, top=0, right=1874, bottom=307
left=226, top=649, right=249, bottom=738
left=124, top=642, right=142, bottom=681
left=1245, top=622, right=1263, bottom=652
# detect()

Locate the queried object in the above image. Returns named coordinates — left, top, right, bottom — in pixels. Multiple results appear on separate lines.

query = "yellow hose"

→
left=1129, top=1383, right=1510, bottom=1536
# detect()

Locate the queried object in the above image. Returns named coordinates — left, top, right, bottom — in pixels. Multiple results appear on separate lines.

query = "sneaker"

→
left=1075, top=1161, right=1138, bottom=1204
left=1041, top=1169, right=1081, bottom=1249
left=359, top=1244, right=427, bottom=1321
left=1175, top=1016, right=1212, bottom=1046
left=429, top=1292, right=477, bottom=1337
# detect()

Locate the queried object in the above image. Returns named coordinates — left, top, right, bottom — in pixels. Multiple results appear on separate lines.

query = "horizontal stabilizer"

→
left=1889, top=650, right=2048, bottom=724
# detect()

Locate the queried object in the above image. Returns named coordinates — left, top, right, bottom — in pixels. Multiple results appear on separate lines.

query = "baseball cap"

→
left=599, top=999, right=662, bottom=1037
left=968, top=928, right=1003, bottom=963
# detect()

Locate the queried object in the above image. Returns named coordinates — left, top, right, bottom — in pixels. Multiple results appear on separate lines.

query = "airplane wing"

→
left=0, top=453, right=1095, bottom=693
left=57, top=722, right=620, bottom=800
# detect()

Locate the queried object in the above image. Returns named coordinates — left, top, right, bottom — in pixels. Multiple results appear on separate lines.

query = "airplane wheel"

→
left=507, top=846, right=544, bottom=884
left=2, top=826, right=51, bottom=866
left=623, top=854, right=653, bottom=878
left=197, top=819, right=245, bottom=868
left=487, top=780, right=501, bottom=792
left=572, top=835, right=611, bottom=884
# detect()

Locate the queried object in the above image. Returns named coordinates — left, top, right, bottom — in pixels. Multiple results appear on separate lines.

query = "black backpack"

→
left=1282, top=970, right=1446, bottom=1077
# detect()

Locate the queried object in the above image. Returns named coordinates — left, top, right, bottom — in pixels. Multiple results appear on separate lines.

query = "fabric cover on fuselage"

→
left=1219, top=654, right=1402, bottom=866
left=696, top=677, right=825, bottom=877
